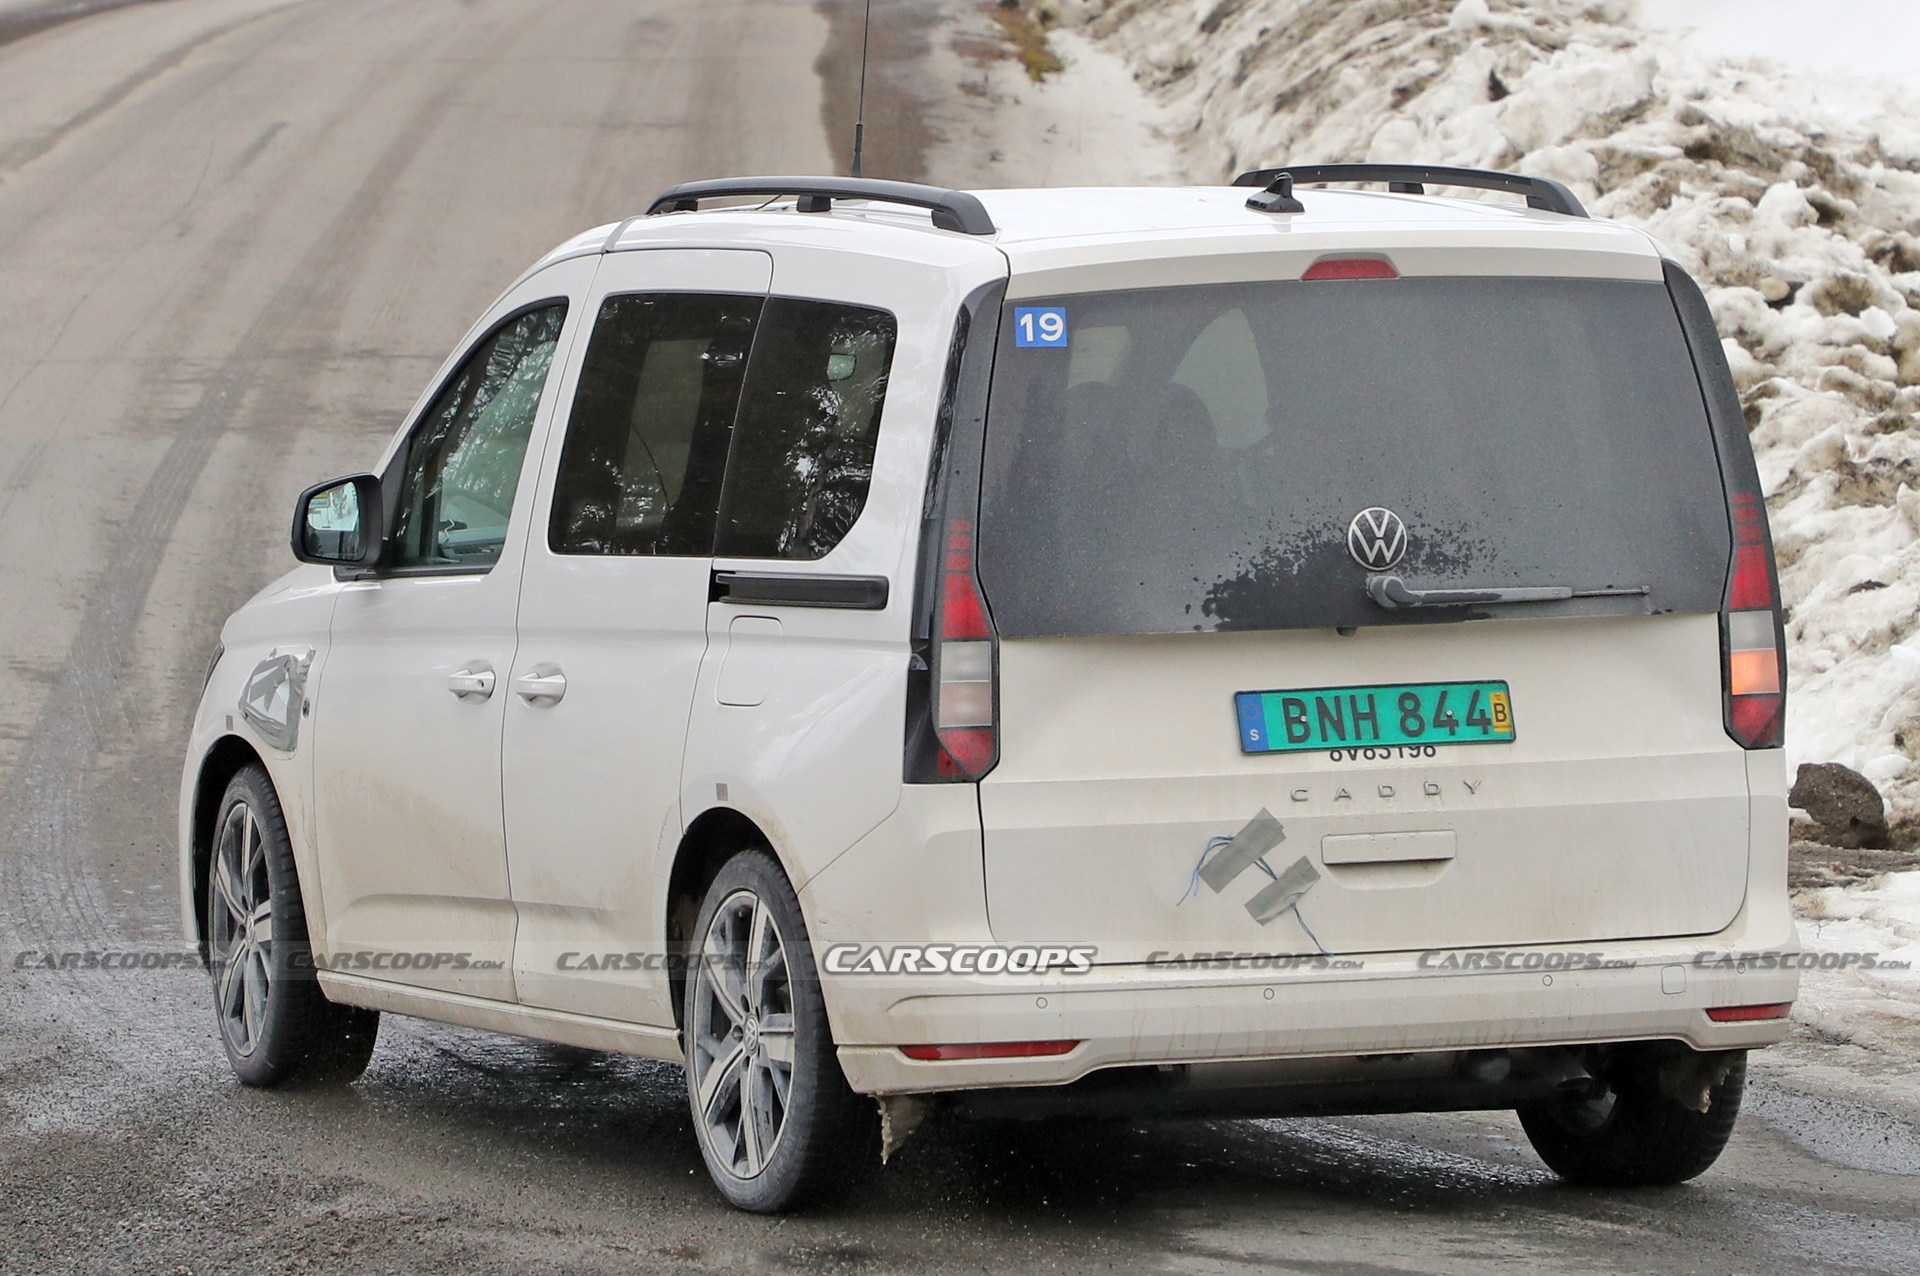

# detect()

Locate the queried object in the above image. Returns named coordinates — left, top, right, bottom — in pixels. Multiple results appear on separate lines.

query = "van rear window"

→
left=977, top=276, right=1730, bottom=637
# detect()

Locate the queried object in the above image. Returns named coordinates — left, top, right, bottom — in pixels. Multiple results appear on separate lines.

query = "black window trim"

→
left=338, top=295, right=574, bottom=582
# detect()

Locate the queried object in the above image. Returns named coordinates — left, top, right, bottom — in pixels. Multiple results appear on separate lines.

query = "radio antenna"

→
left=850, top=0, right=873, bottom=177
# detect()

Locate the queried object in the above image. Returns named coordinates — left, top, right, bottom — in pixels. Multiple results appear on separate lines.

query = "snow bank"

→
left=1640, top=0, right=1920, bottom=91
left=1797, top=869, right=1920, bottom=1047
left=1806, top=869, right=1920, bottom=974
left=1049, top=0, right=1920, bottom=825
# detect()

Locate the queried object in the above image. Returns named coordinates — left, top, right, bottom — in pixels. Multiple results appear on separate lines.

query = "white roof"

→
left=531, top=184, right=1665, bottom=289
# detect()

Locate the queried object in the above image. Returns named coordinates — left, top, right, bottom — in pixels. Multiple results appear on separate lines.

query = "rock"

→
left=1789, top=762, right=1890, bottom=849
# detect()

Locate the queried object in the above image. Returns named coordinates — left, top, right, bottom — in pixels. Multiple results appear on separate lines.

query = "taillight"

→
left=932, top=519, right=998, bottom=779
left=907, top=285, right=1005, bottom=783
left=1723, top=491, right=1785, bottom=748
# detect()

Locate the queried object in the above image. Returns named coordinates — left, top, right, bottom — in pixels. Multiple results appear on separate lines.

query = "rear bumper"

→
left=832, top=929, right=1800, bottom=1095
left=812, top=751, right=1796, bottom=1097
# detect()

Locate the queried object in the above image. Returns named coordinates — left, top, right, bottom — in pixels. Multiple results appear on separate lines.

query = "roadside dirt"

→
left=1791, top=838, right=1920, bottom=890
left=814, top=0, right=939, bottom=182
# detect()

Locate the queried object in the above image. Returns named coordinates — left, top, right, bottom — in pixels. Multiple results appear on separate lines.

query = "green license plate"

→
left=1235, top=681, right=1515, bottom=754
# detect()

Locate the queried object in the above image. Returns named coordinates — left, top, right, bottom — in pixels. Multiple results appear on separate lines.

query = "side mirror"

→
left=291, top=474, right=384, bottom=569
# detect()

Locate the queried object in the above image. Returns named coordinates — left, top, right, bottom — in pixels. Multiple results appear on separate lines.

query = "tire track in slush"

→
left=0, top=4, right=535, bottom=1044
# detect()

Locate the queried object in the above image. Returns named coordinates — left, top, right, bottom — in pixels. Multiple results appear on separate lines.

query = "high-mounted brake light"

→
left=900, top=1040, right=1079, bottom=1061
left=932, top=519, right=998, bottom=778
left=1705, top=1002, right=1792, bottom=1023
left=1723, top=491, right=1785, bottom=748
left=1301, top=256, right=1398, bottom=281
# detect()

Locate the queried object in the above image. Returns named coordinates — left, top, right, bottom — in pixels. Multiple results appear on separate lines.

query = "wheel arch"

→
left=188, top=735, right=268, bottom=957
left=665, top=806, right=797, bottom=1032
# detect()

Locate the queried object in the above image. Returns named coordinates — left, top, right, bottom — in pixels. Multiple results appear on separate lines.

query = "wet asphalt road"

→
left=0, top=1, right=1917, bottom=1272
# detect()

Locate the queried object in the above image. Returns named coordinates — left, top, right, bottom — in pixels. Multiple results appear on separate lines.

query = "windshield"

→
left=977, top=275, right=1730, bottom=637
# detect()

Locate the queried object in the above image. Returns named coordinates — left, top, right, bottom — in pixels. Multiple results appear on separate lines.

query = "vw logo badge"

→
left=1347, top=507, right=1407, bottom=571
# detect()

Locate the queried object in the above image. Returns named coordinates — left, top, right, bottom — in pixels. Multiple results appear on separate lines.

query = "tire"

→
left=683, top=848, right=878, bottom=1212
left=1518, top=1047, right=1745, bottom=1186
left=205, top=764, right=379, bottom=1087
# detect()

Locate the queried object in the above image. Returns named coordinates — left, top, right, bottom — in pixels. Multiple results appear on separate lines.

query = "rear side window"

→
left=715, top=298, right=897, bottom=560
left=549, top=293, right=762, bottom=556
left=978, top=276, right=1731, bottom=636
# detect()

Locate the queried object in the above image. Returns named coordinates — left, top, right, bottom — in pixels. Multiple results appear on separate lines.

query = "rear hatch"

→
left=971, top=268, right=1753, bottom=962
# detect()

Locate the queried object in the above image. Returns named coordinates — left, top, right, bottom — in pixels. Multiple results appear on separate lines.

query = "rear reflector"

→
left=900, top=1040, right=1080, bottom=1061
left=1302, top=256, right=1398, bottom=281
left=1705, top=1003, right=1793, bottom=1023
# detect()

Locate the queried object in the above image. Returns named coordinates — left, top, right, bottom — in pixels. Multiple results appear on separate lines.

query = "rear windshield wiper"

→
left=1366, top=575, right=1650, bottom=610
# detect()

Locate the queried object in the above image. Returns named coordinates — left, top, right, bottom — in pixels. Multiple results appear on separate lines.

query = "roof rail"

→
left=645, top=176, right=997, bottom=236
left=1230, top=164, right=1588, bottom=218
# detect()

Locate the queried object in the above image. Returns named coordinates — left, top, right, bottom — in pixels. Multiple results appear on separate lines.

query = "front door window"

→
left=390, top=304, right=568, bottom=569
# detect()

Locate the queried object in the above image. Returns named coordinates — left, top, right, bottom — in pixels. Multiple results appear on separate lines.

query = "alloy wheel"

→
left=210, top=802, right=274, bottom=1056
left=689, top=888, right=796, bottom=1179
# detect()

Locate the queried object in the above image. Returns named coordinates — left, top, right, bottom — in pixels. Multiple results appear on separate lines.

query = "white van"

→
left=181, top=167, right=1799, bottom=1212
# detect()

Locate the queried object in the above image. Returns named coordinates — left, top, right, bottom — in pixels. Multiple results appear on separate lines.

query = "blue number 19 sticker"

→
left=1014, top=306, right=1068, bottom=348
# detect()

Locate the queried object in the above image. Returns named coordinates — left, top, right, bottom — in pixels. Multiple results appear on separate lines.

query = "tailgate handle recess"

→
left=1322, top=831, right=1457, bottom=866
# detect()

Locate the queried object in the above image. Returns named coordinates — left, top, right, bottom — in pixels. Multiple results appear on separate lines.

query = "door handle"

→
left=513, top=667, right=567, bottom=706
left=448, top=667, right=496, bottom=700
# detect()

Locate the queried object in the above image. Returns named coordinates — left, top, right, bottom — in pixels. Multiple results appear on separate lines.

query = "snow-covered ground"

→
left=1787, top=866, right=1920, bottom=1116
left=1800, top=868, right=1920, bottom=1031
left=1025, top=0, right=1920, bottom=1086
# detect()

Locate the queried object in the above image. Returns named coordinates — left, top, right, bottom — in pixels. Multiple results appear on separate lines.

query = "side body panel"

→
left=678, top=241, right=1006, bottom=907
